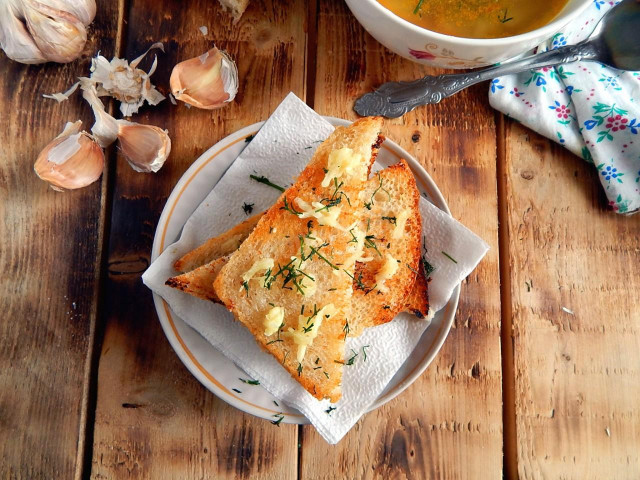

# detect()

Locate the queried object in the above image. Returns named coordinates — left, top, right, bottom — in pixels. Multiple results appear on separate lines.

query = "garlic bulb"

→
left=81, top=80, right=171, bottom=172
left=0, top=0, right=96, bottom=64
left=34, top=120, right=104, bottom=191
left=118, top=122, right=171, bottom=173
left=82, top=42, right=165, bottom=116
left=170, top=47, right=238, bottom=110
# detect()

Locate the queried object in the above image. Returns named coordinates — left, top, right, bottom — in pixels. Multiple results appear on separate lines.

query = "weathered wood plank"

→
left=503, top=120, right=640, bottom=479
left=89, top=1, right=307, bottom=478
left=0, top=4, right=122, bottom=479
left=299, top=1, right=503, bottom=478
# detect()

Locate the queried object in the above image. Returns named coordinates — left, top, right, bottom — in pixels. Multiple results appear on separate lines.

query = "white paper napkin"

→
left=143, top=93, right=489, bottom=444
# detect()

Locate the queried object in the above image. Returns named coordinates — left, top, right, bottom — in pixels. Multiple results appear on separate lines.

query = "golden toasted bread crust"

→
left=166, top=257, right=229, bottom=302
left=173, top=214, right=261, bottom=272
left=404, top=261, right=430, bottom=318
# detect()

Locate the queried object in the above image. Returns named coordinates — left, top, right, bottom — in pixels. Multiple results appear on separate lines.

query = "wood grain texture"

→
left=503, top=120, right=640, bottom=480
left=89, top=1, right=307, bottom=478
left=298, top=1, right=503, bottom=478
left=0, top=4, right=122, bottom=479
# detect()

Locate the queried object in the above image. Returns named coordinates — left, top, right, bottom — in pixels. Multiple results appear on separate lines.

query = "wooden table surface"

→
left=1, top=1, right=639, bottom=479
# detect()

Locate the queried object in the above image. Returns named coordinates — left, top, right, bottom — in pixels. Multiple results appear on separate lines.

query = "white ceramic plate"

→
left=150, top=118, right=460, bottom=424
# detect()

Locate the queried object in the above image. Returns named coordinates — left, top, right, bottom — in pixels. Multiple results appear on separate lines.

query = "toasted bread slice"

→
left=166, top=257, right=229, bottom=302
left=213, top=117, right=383, bottom=402
left=174, top=214, right=261, bottom=273
left=346, top=160, right=423, bottom=335
left=168, top=165, right=430, bottom=319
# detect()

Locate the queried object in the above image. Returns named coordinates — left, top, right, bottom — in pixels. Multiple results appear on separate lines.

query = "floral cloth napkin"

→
left=489, top=1, right=640, bottom=214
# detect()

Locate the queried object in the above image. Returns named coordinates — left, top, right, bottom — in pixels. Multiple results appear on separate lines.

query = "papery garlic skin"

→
left=117, top=122, right=171, bottom=173
left=85, top=43, right=165, bottom=116
left=21, top=0, right=87, bottom=63
left=47, top=0, right=96, bottom=25
left=0, top=0, right=96, bottom=64
left=34, top=120, right=104, bottom=191
left=169, top=47, right=239, bottom=110
left=0, top=1, right=46, bottom=63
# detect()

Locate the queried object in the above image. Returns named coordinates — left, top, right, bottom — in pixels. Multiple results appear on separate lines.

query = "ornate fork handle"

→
left=354, top=42, right=602, bottom=118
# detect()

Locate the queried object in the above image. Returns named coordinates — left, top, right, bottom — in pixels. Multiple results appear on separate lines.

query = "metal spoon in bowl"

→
left=354, top=0, right=640, bottom=118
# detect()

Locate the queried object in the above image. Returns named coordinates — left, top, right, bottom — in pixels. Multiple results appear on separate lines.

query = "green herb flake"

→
left=362, top=345, right=369, bottom=361
left=346, top=349, right=358, bottom=366
left=232, top=388, right=242, bottom=394
left=325, top=406, right=337, bottom=415
left=245, top=134, right=255, bottom=143
left=239, top=378, right=260, bottom=385
left=250, top=174, right=285, bottom=192
left=382, top=216, right=397, bottom=225
left=406, top=263, right=420, bottom=275
left=442, top=251, right=458, bottom=264
left=498, top=8, right=513, bottom=23
left=273, top=400, right=279, bottom=407
left=364, top=235, right=382, bottom=257
left=281, top=196, right=302, bottom=216
left=323, top=371, right=330, bottom=379
left=343, top=320, right=350, bottom=340
left=310, top=246, right=339, bottom=270
left=413, top=0, right=425, bottom=15
left=370, top=172, right=391, bottom=207
left=525, top=281, right=531, bottom=292
left=271, top=414, right=285, bottom=426
left=242, top=202, right=254, bottom=215
left=297, top=363, right=303, bottom=376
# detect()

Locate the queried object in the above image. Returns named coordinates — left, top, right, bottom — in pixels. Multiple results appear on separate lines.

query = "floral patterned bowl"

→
left=345, top=0, right=593, bottom=69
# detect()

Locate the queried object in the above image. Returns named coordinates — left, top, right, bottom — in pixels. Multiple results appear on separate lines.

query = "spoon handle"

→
left=354, top=42, right=602, bottom=118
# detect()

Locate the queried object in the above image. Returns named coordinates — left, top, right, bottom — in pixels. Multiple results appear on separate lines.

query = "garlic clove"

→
left=169, top=47, right=238, bottom=110
left=21, top=0, right=88, bottom=63
left=117, top=122, right=171, bottom=173
left=34, top=120, right=104, bottom=191
left=80, top=81, right=119, bottom=147
left=79, top=79, right=171, bottom=173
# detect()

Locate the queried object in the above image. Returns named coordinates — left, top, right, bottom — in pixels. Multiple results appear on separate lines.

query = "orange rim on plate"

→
left=150, top=118, right=460, bottom=423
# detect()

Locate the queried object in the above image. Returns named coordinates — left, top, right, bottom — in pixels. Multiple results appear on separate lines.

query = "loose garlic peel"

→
left=0, top=0, right=96, bottom=64
left=34, top=121, right=104, bottom=191
left=169, top=47, right=238, bottom=110
left=82, top=42, right=166, bottom=116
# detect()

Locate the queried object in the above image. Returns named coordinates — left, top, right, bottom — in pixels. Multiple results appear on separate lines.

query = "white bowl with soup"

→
left=345, top=0, right=593, bottom=68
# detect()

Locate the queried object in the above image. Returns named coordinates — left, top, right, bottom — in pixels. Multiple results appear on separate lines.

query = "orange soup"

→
left=377, top=0, right=570, bottom=39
